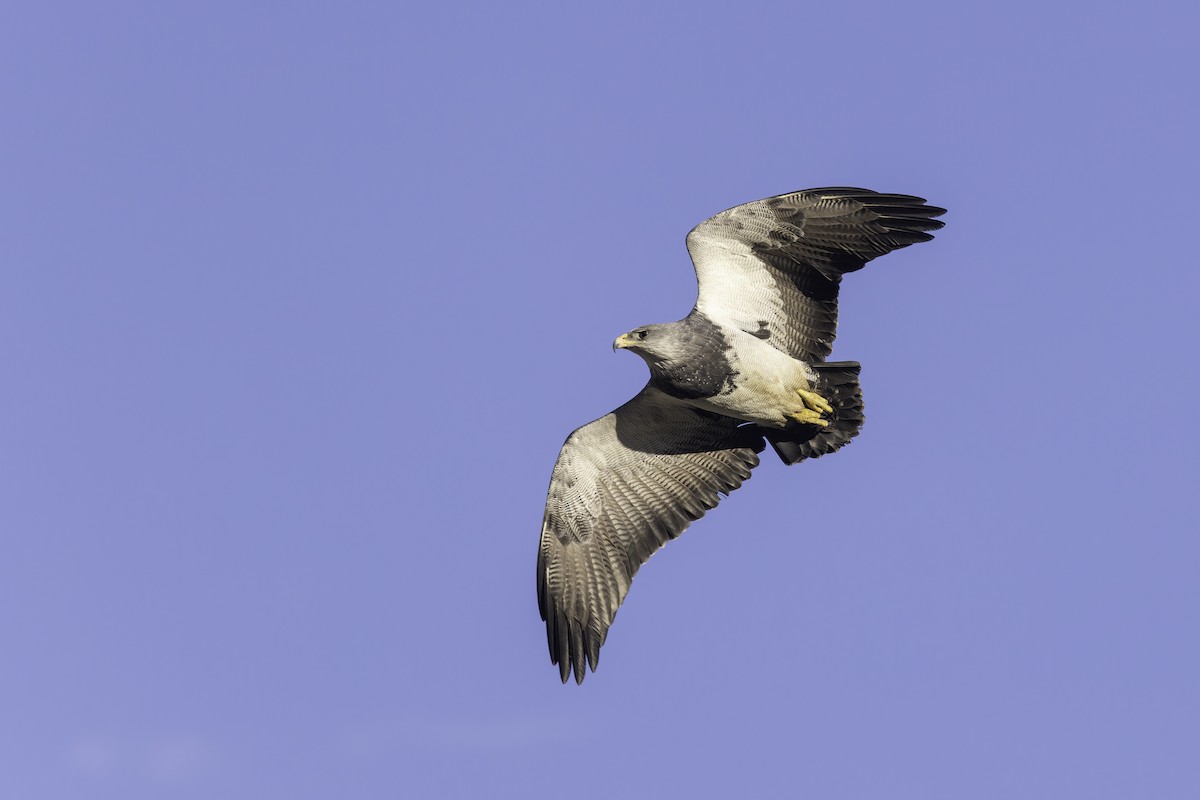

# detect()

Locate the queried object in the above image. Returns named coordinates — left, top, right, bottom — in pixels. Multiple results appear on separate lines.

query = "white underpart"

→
left=688, top=327, right=819, bottom=428
left=686, top=236, right=819, bottom=428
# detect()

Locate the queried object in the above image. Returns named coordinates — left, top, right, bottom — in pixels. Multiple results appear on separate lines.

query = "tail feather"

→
left=765, top=361, right=864, bottom=465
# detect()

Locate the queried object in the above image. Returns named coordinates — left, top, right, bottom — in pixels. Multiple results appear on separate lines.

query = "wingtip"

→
left=545, top=602, right=600, bottom=685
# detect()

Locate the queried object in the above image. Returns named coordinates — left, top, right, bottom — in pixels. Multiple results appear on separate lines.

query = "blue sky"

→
left=2, top=2, right=1197, bottom=798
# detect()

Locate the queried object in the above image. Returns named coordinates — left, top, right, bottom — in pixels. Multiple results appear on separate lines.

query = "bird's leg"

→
left=795, top=388, right=833, bottom=415
left=787, top=387, right=833, bottom=427
left=788, top=408, right=830, bottom=427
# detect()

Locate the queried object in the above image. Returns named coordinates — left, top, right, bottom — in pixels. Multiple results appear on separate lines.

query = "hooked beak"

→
left=613, top=333, right=634, bottom=352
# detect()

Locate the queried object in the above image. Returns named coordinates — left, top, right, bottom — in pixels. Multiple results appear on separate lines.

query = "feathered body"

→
left=628, top=313, right=823, bottom=428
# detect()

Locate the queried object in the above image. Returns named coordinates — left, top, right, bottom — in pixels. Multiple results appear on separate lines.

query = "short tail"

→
left=764, top=361, right=864, bottom=465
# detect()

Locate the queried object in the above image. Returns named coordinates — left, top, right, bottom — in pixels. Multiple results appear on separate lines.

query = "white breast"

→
left=688, top=329, right=817, bottom=428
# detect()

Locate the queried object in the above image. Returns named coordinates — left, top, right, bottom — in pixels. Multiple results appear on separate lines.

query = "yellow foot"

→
left=788, top=408, right=830, bottom=427
left=795, top=388, right=833, bottom=415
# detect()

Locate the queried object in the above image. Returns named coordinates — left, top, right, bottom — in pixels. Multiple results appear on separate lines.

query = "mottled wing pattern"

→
left=687, top=187, right=946, bottom=361
left=538, top=387, right=764, bottom=683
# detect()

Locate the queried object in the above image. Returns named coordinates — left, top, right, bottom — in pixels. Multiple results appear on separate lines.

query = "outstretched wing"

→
left=686, top=187, right=946, bottom=362
left=538, top=387, right=764, bottom=684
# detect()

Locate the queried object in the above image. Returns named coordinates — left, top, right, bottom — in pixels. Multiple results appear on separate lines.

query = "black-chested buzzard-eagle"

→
left=537, top=187, right=946, bottom=683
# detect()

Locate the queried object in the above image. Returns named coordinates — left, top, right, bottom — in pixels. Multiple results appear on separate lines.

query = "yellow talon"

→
left=795, top=388, right=833, bottom=415
left=789, top=408, right=831, bottom=427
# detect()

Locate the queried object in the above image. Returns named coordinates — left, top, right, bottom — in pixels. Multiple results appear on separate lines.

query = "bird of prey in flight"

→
left=537, top=187, right=946, bottom=683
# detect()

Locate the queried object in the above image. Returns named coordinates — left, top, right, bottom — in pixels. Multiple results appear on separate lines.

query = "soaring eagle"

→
left=537, top=187, right=946, bottom=683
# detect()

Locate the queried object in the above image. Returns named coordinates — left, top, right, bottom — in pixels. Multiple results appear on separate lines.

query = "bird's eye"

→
left=636, top=330, right=648, bottom=340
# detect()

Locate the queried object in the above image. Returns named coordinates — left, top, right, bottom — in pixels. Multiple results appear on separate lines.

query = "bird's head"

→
left=613, top=323, right=681, bottom=365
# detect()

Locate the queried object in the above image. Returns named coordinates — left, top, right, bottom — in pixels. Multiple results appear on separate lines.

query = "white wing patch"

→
left=689, top=233, right=786, bottom=336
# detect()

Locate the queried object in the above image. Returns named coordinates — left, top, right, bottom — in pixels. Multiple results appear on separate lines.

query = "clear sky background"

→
left=3, top=2, right=1198, bottom=798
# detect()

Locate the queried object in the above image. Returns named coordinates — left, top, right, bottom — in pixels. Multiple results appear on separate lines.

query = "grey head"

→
left=612, top=322, right=686, bottom=364
left=612, top=314, right=735, bottom=401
